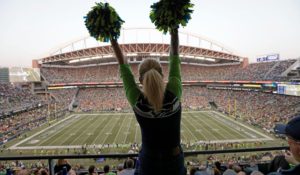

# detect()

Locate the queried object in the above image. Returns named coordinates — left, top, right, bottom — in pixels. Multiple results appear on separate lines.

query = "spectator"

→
left=0, top=166, right=5, bottom=175
left=116, top=164, right=123, bottom=175
left=268, top=155, right=290, bottom=173
left=88, top=165, right=97, bottom=175
left=214, top=161, right=225, bottom=175
left=101, top=165, right=115, bottom=175
left=54, top=159, right=71, bottom=175
left=233, top=165, right=243, bottom=174
left=118, top=159, right=134, bottom=175
left=269, top=115, right=300, bottom=174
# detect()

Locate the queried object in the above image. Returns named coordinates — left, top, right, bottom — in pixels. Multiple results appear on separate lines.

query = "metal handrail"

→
left=0, top=146, right=289, bottom=160
left=0, top=146, right=289, bottom=175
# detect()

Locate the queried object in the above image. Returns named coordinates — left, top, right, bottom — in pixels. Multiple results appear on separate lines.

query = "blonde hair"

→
left=139, top=59, right=165, bottom=113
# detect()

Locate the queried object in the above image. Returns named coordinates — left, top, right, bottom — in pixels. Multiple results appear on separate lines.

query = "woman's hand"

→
left=285, top=150, right=300, bottom=165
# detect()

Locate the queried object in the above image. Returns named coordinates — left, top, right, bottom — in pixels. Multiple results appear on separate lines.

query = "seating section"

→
left=41, top=60, right=296, bottom=83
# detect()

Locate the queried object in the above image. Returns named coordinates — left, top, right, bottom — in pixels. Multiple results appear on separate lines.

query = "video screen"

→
left=9, top=67, right=41, bottom=82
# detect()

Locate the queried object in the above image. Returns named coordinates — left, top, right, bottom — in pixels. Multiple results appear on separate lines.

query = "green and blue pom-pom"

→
left=150, top=0, right=194, bottom=34
left=84, top=2, right=124, bottom=42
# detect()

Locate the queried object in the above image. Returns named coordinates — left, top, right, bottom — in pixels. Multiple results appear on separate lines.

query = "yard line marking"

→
left=134, top=122, right=139, bottom=143
left=112, top=115, right=127, bottom=144
left=201, top=112, right=245, bottom=140
left=37, top=116, right=83, bottom=146
left=68, top=115, right=100, bottom=145
left=92, top=115, right=117, bottom=144
left=181, top=118, right=198, bottom=141
left=123, top=115, right=134, bottom=144
left=90, top=115, right=112, bottom=144
left=48, top=115, right=94, bottom=146
left=54, top=115, right=92, bottom=145
left=184, top=113, right=209, bottom=141
left=200, top=114, right=229, bottom=140
left=188, top=112, right=220, bottom=140
left=93, top=116, right=119, bottom=144
left=81, top=116, right=106, bottom=145
left=99, top=115, right=121, bottom=145
left=9, top=114, right=75, bottom=149
left=125, top=115, right=135, bottom=142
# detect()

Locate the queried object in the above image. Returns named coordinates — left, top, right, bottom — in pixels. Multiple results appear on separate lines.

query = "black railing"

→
left=0, top=146, right=289, bottom=175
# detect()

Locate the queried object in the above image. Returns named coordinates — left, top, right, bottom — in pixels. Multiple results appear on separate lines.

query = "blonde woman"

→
left=110, top=28, right=184, bottom=175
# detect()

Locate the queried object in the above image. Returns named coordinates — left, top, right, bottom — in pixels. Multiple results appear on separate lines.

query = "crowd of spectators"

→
left=76, top=88, right=130, bottom=112
left=41, top=59, right=297, bottom=83
left=206, top=89, right=300, bottom=133
left=0, top=160, right=49, bottom=175
left=0, top=105, right=56, bottom=144
left=265, top=59, right=296, bottom=81
left=0, top=86, right=71, bottom=145
left=0, top=150, right=293, bottom=175
left=41, top=65, right=121, bottom=83
left=74, top=86, right=213, bottom=112
left=49, top=89, right=78, bottom=109
left=0, top=83, right=44, bottom=115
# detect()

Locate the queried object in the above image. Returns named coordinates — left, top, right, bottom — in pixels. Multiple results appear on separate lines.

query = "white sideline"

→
left=211, top=111, right=273, bottom=140
left=195, top=138, right=272, bottom=144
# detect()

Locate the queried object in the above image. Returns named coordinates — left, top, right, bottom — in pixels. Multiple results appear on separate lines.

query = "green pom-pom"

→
left=150, top=0, right=194, bottom=34
left=84, top=2, right=124, bottom=42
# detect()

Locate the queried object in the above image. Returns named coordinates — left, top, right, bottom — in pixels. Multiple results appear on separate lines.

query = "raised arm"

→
left=110, top=39, right=127, bottom=65
left=110, top=38, right=141, bottom=106
left=167, top=28, right=182, bottom=99
left=170, top=29, right=179, bottom=56
left=149, top=0, right=193, bottom=99
left=84, top=3, right=140, bottom=106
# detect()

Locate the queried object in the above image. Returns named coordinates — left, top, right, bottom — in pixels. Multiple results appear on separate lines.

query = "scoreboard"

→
left=9, top=67, right=41, bottom=82
left=277, top=83, right=300, bottom=96
left=256, top=54, right=280, bottom=62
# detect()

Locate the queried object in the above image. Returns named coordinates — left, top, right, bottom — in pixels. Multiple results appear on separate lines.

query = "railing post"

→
left=49, top=158, right=54, bottom=175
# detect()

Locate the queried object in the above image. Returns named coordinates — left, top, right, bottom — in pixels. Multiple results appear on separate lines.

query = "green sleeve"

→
left=119, top=64, right=141, bottom=106
left=166, top=55, right=182, bottom=99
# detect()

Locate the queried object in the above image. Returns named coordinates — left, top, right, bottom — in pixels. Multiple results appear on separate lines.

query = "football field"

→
left=10, top=111, right=273, bottom=150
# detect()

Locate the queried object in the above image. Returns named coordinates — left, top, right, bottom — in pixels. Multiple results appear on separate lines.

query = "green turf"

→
left=12, top=111, right=272, bottom=149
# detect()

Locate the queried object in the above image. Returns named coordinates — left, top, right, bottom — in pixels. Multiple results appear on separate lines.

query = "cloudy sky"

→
left=0, top=0, right=300, bottom=67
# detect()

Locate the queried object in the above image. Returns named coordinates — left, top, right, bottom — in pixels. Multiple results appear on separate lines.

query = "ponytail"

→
left=142, top=69, right=165, bottom=113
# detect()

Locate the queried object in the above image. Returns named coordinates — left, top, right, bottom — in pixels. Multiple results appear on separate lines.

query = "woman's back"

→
left=134, top=89, right=181, bottom=150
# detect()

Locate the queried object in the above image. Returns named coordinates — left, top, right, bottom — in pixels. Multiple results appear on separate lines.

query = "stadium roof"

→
left=39, top=28, right=244, bottom=66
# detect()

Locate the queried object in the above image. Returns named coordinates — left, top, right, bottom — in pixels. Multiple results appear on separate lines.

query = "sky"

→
left=0, top=0, right=300, bottom=67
